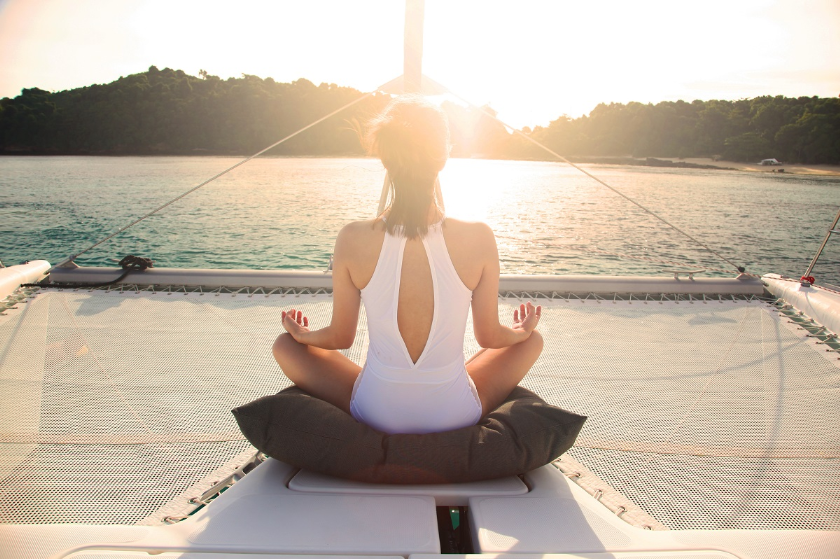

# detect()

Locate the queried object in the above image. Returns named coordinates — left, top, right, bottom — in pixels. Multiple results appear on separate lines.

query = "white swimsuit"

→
left=349, top=219, right=483, bottom=434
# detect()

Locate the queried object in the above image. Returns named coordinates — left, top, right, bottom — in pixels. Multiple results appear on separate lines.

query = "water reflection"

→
left=0, top=155, right=837, bottom=279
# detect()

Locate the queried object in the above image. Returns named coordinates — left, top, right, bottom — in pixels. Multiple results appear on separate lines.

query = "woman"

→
left=272, top=96, right=543, bottom=434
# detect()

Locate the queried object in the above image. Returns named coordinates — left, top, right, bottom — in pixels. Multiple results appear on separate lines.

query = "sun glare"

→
left=0, top=0, right=838, bottom=129
left=422, top=0, right=839, bottom=127
left=439, top=161, right=504, bottom=222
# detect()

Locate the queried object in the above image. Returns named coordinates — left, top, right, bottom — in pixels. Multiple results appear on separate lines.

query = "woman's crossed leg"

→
left=271, top=328, right=543, bottom=421
left=271, top=332, right=360, bottom=415
left=467, top=329, right=544, bottom=416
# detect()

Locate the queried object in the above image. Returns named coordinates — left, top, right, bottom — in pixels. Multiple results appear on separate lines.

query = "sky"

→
left=0, top=0, right=838, bottom=129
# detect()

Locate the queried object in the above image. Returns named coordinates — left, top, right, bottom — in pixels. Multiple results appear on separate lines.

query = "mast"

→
left=403, top=0, right=425, bottom=93
left=378, top=0, right=434, bottom=217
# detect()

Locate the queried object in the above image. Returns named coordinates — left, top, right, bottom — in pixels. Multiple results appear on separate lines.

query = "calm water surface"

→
left=1, top=156, right=838, bottom=281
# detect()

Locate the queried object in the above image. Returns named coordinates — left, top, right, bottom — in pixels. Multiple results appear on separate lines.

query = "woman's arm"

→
left=470, top=223, right=541, bottom=349
left=281, top=225, right=361, bottom=349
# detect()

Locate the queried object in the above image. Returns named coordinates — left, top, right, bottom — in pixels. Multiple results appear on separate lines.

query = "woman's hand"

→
left=512, top=301, right=542, bottom=334
left=281, top=308, right=310, bottom=343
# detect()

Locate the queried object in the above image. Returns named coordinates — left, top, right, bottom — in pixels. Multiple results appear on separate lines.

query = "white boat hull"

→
left=0, top=260, right=49, bottom=301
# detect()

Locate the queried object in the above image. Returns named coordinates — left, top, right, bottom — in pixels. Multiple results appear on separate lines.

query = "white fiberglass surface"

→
left=0, top=288, right=838, bottom=530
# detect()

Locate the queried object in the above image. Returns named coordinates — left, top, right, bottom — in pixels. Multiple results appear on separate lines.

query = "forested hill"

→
left=1, top=66, right=838, bottom=163
left=523, top=95, right=840, bottom=164
left=0, top=67, right=388, bottom=156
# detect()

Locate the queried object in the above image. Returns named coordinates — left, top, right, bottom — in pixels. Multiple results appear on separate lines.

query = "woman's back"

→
left=346, top=216, right=489, bottom=433
left=273, top=96, right=542, bottom=433
left=343, top=217, right=492, bottom=363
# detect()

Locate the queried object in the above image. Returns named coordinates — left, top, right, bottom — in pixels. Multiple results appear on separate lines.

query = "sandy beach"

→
left=682, top=158, right=840, bottom=176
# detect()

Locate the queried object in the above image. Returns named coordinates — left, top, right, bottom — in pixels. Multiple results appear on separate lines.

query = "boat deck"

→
left=1, top=281, right=839, bottom=557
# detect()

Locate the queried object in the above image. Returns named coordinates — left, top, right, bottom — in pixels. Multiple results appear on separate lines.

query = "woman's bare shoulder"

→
left=442, top=218, right=498, bottom=271
left=443, top=218, right=496, bottom=245
left=440, top=218, right=497, bottom=290
left=337, top=219, right=383, bottom=243
left=334, top=219, right=385, bottom=259
left=340, top=218, right=383, bottom=232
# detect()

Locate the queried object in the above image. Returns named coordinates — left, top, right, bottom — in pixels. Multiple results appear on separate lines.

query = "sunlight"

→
left=439, top=159, right=507, bottom=222
left=0, top=0, right=838, bottom=129
left=126, top=1, right=404, bottom=92
left=421, top=0, right=830, bottom=127
left=0, top=0, right=405, bottom=100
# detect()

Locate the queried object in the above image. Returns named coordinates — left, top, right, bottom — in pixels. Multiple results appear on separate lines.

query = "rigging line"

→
left=492, top=231, right=743, bottom=274
left=577, top=247, right=759, bottom=278
left=549, top=242, right=759, bottom=278
left=438, top=88, right=747, bottom=274
left=60, top=87, right=381, bottom=266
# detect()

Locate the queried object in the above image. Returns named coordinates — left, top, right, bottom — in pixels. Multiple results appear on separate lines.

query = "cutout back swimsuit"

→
left=349, top=219, right=483, bottom=434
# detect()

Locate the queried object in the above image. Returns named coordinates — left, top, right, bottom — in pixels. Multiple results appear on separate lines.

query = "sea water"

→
left=0, top=156, right=838, bottom=281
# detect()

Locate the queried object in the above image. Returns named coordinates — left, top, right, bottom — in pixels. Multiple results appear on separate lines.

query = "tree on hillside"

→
left=0, top=70, right=838, bottom=163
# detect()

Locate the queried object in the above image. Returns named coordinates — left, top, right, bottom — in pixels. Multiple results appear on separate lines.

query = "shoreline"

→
left=548, top=155, right=840, bottom=176
left=2, top=152, right=839, bottom=177
left=680, top=157, right=840, bottom=176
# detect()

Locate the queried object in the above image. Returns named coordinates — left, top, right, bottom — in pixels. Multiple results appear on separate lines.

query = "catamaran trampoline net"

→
left=0, top=287, right=838, bottom=530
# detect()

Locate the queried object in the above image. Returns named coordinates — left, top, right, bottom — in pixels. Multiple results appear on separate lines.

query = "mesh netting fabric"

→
left=516, top=297, right=840, bottom=531
left=0, top=289, right=363, bottom=524
left=0, top=289, right=838, bottom=529
left=0, top=441, right=248, bottom=524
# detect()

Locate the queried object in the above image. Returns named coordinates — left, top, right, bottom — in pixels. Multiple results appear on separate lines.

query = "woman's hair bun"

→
left=366, top=95, right=450, bottom=180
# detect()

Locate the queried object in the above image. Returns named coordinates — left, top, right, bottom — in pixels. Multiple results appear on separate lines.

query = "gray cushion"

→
left=232, top=385, right=586, bottom=484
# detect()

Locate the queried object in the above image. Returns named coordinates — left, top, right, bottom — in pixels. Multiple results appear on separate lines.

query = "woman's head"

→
left=365, top=95, right=450, bottom=238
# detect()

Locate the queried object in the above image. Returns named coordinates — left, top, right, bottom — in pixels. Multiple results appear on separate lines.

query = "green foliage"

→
left=0, top=68, right=389, bottom=155
left=527, top=96, right=840, bottom=164
left=722, top=132, right=773, bottom=161
left=0, top=69, right=837, bottom=164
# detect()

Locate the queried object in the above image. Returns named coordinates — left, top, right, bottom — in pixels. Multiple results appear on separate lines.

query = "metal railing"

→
left=802, top=207, right=840, bottom=286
